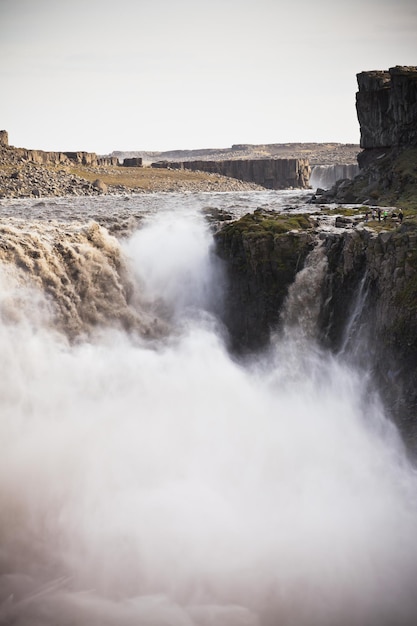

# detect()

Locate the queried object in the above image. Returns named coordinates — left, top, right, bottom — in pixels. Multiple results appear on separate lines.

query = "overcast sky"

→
left=1, top=0, right=416, bottom=154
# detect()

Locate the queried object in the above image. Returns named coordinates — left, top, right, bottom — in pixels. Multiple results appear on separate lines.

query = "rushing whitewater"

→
left=1, top=192, right=417, bottom=626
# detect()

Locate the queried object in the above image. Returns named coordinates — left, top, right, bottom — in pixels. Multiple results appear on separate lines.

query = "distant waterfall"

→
left=310, top=163, right=359, bottom=190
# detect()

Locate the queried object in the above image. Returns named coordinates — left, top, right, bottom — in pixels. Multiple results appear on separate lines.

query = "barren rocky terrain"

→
left=112, top=142, right=361, bottom=166
left=0, top=140, right=361, bottom=200
left=0, top=142, right=266, bottom=199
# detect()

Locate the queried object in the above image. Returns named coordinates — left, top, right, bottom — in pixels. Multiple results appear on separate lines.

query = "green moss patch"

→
left=219, top=210, right=312, bottom=239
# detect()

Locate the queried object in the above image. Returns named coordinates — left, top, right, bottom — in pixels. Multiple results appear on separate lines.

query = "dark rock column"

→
left=156, top=158, right=311, bottom=189
left=356, top=66, right=417, bottom=150
left=214, top=219, right=315, bottom=351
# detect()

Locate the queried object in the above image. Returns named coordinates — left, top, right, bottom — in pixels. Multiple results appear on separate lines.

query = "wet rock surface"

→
left=215, top=209, right=417, bottom=450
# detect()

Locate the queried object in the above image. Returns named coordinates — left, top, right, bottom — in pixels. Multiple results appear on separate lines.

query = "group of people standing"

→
left=364, top=207, right=404, bottom=224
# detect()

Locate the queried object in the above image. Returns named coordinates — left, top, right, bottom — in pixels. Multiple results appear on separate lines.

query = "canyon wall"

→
left=152, top=158, right=311, bottom=189
left=0, top=133, right=118, bottom=167
left=313, top=66, right=417, bottom=206
left=215, top=67, right=417, bottom=444
left=356, top=66, right=417, bottom=150
left=215, top=215, right=417, bottom=449
left=215, top=212, right=315, bottom=348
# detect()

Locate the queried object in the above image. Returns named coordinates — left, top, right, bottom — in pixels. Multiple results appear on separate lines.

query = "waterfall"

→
left=0, top=218, right=166, bottom=339
left=1, top=204, right=417, bottom=626
left=310, top=163, right=359, bottom=190
left=338, top=272, right=370, bottom=357
left=280, top=243, right=328, bottom=343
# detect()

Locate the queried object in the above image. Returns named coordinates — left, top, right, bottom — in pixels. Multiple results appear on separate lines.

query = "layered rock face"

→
left=215, top=215, right=417, bottom=448
left=215, top=212, right=316, bottom=349
left=313, top=66, right=417, bottom=206
left=356, top=66, right=417, bottom=149
left=152, top=158, right=311, bottom=189
left=0, top=141, right=122, bottom=198
left=21, top=149, right=118, bottom=167
left=0, top=135, right=118, bottom=168
left=322, top=224, right=417, bottom=447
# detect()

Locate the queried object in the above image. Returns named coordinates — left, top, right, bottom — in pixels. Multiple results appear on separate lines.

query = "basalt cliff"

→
left=215, top=67, right=417, bottom=451
left=151, top=158, right=311, bottom=190
left=215, top=210, right=417, bottom=451
left=314, top=66, right=417, bottom=207
left=356, top=67, right=417, bottom=149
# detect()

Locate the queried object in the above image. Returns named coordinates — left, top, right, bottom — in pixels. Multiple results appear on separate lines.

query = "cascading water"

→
left=338, top=271, right=370, bottom=359
left=310, top=164, right=359, bottom=190
left=280, top=243, right=328, bottom=344
left=1, top=194, right=417, bottom=626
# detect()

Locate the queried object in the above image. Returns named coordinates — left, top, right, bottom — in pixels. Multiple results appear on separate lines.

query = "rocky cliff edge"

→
left=313, top=66, right=417, bottom=209
left=215, top=211, right=417, bottom=452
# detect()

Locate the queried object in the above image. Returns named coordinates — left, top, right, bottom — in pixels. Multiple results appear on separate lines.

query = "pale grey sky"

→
left=1, top=0, right=416, bottom=154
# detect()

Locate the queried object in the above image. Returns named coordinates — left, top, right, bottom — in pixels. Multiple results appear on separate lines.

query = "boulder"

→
left=335, top=216, right=353, bottom=228
left=122, top=157, right=143, bottom=167
left=92, top=179, right=108, bottom=194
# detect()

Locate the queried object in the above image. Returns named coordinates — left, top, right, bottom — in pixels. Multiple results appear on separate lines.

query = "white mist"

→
left=0, top=209, right=417, bottom=626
